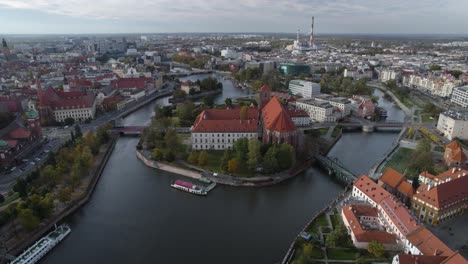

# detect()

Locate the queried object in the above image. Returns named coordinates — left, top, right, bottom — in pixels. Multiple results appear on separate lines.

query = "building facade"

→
left=295, top=98, right=336, bottom=123
left=450, top=85, right=468, bottom=108
left=288, top=80, right=321, bottom=98
left=436, top=111, right=468, bottom=140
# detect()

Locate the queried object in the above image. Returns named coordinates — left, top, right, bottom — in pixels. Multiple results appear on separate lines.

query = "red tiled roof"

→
left=413, top=175, right=468, bottom=209
left=288, top=109, right=309, bottom=117
left=7, top=140, right=17, bottom=148
left=441, top=252, right=468, bottom=263
left=262, top=97, right=296, bottom=133
left=191, top=108, right=258, bottom=133
left=8, top=127, right=31, bottom=139
left=397, top=181, right=415, bottom=196
left=39, top=88, right=95, bottom=110
left=102, top=96, right=125, bottom=104
left=342, top=205, right=397, bottom=244
left=446, top=141, right=461, bottom=150
left=354, top=175, right=391, bottom=204
left=378, top=196, right=420, bottom=236
left=380, top=167, right=405, bottom=188
left=406, top=227, right=454, bottom=257
left=260, top=84, right=271, bottom=91
left=396, top=253, right=447, bottom=264
left=113, top=77, right=151, bottom=89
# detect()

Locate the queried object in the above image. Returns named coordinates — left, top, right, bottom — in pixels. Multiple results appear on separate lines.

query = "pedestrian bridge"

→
left=111, top=126, right=191, bottom=136
left=300, top=119, right=405, bottom=132
left=314, top=155, right=357, bottom=184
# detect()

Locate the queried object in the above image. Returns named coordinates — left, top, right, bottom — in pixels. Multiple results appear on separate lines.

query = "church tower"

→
left=259, top=84, right=271, bottom=111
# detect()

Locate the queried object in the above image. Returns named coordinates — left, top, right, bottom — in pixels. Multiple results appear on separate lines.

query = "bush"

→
left=164, top=151, right=175, bottom=162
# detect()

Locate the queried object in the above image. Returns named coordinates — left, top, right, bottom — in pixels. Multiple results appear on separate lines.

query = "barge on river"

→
left=171, top=180, right=207, bottom=195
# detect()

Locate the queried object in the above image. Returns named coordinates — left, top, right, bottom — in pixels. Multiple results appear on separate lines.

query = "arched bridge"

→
left=315, top=155, right=357, bottom=184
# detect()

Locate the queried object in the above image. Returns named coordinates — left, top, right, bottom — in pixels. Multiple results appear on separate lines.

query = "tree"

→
left=240, top=105, right=248, bottom=121
left=164, top=150, right=175, bottom=162
left=225, top=98, right=233, bottom=107
left=40, top=165, right=60, bottom=189
left=18, top=208, right=40, bottom=231
left=262, top=146, right=279, bottom=174
left=227, top=158, right=239, bottom=173
left=412, top=175, right=420, bottom=190
left=164, top=129, right=179, bottom=149
left=450, top=70, right=463, bottom=79
left=57, top=187, right=72, bottom=203
left=416, top=138, right=432, bottom=153
left=64, top=117, right=75, bottom=126
left=83, top=132, right=100, bottom=155
left=173, top=89, right=187, bottom=99
left=233, top=137, right=249, bottom=162
left=74, top=124, right=83, bottom=138
left=202, top=96, right=214, bottom=107
left=247, top=138, right=262, bottom=171
left=188, top=151, right=199, bottom=165
left=220, top=149, right=233, bottom=172
left=277, top=143, right=295, bottom=170
left=96, top=123, right=112, bottom=144
left=385, top=79, right=397, bottom=91
left=368, top=240, right=385, bottom=258
left=0, top=193, right=4, bottom=204
left=176, top=102, right=196, bottom=126
left=13, top=178, right=28, bottom=198
left=428, top=64, right=442, bottom=72
left=198, top=151, right=208, bottom=166
left=407, top=126, right=415, bottom=139
left=152, top=148, right=163, bottom=161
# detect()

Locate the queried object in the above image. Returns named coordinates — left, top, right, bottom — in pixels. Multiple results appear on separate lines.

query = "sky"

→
left=0, top=0, right=467, bottom=34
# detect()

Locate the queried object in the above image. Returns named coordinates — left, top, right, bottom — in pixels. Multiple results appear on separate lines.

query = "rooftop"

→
left=354, top=175, right=391, bottom=204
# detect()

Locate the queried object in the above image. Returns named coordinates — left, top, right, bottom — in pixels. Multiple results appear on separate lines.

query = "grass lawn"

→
left=331, top=127, right=342, bottom=138
left=202, top=150, right=252, bottom=177
left=327, top=248, right=360, bottom=260
left=331, top=214, right=341, bottom=229
left=421, top=114, right=436, bottom=123
left=434, top=146, right=445, bottom=152
left=0, top=192, right=19, bottom=207
left=306, top=213, right=329, bottom=234
left=318, top=128, right=329, bottom=136
left=382, top=147, right=415, bottom=176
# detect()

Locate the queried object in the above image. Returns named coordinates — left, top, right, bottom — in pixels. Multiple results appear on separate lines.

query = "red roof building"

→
left=378, top=168, right=415, bottom=206
left=341, top=204, right=399, bottom=250
left=444, top=141, right=467, bottom=167
left=261, top=96, right=298, bottom=146
left=353, top=175, right=391, bottom=206
left=191, top=107, right=259, bottom=150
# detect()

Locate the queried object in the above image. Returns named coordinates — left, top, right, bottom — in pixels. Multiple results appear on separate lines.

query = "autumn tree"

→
left=368, top=240, right=385, bottom=258
left=240, top=106, right=248, bottom=121
left=277, top=143, right=295, bottom=170
left=18, top=208, right=40, bottom=231
left=83, top=132, right=100, bottom=155
left=57, top=187, right=72, bottom=203
left=188, top=151, right=199, bottom=165
left=227, top=159, right=239, bottom=173
left=247, top=138, right=261, bottom=171
left=152, top=148, right=163, bottom=161
left=198, top=151, right=208, bottom=166
left=220, top=149, right=233, bottom=172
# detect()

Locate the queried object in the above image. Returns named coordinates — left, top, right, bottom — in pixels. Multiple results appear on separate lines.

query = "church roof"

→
left=262, top=96, right=296, bottom=133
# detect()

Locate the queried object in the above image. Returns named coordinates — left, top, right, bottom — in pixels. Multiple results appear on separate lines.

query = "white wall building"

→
left=437, top=111, right=468, bottom=140
left=289, top=80, right=321, bottom=98
left=451, top=85, right=468, bottom=108
left=314, top=94, right=351, bottom=120
left=221, top=49, right=240, bottom=59
left=379, top=69, right=400, bottom=82
left=295, top=99, right=335, bottom=123
left=53, top=101, right=97, bottom=123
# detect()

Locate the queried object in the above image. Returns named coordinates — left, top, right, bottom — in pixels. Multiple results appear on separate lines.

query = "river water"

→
left=42, top=79, right=403, bottom=264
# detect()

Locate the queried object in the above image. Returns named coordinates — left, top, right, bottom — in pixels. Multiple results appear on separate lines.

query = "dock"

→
left=204, top=182, right=217, bottom=192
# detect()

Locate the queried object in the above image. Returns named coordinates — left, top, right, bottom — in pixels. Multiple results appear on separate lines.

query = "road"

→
left=0, top=84, right=175, bottom=194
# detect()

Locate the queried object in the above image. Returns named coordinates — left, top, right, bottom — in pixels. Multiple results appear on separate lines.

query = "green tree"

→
left=202, top=96, right=214, bottom=107
left=407, top=126, right=415, bottom=139
left=429, top=64, right=442, bottom=72
left=40, top=165, right=60, bottom=188
left=220, top=149, right=233, bottom=172
left=152, top=148, right=163, bottom=161
left=188, top=151, right=199, bottom=165
left=412, top=175, right=420, bottom=190
left=57, top=187, right=72, bottom=203
left=173, top=89, right=187, bottom=99
left=164, top=129, right=179, bottom=149
left=83, top=132, right=100, bottom=155
left=18, top=208, right=40, bottom=231
left=225, top=98, right=233, bottom=107
left=227, top=158, right=239, bottom=173
left=262, top=146, right=279, bottom=174
left=96, top=123, right=112, bottom=144
left=74, top=124, right=83, bottom=138
left=64, top=117, right=75, bottom=126
left=247, top=138, right=262, bottom=171
left=176, top=102, right=196, bottom=126
left=13, top=178, right=28, bottom=198
left=164, top=150, right=175, bottom=162
left=277, top=143, right=295, bottom=170
left=416, top=138, right=431, bottom=153
left=233, top=137, right=249, bottom=162
left=368, top=240, right=385, bottom=258
left=198, top=151, right=208, bottom=166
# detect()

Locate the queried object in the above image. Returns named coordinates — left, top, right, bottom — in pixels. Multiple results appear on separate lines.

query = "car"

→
left=10, top=167, right=16, bottom=172
left=35, top=158, right=41, bottom=162
left=30, top=161, right=36, bottom=165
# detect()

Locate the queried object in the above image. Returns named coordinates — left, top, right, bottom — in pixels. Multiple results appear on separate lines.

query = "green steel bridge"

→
left=314, top=155, right=357, bottom=184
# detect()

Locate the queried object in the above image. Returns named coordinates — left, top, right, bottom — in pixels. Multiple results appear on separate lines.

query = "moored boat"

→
left=171, top=180, right=207, bottom=195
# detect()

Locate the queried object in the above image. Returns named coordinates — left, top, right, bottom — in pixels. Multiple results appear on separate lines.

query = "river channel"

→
left=42, top=78, right=403, bottom=264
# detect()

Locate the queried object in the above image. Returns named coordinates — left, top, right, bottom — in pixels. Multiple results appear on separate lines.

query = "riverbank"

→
left=136, top=149, right=312, bottom=187
left=369, top=84, right=412, bottom=117
left=169, top=89, right=222, bottom=104
left=3, top=139, right=117, bottom=263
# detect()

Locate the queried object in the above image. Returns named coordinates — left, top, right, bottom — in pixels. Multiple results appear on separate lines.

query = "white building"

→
left=191, top=108, right=258, bottom=150
left=343, top=69, right=373, bottom=80
left=451, top=85, right=468, bottom=108
left=221, top=49, right=240, bottom=60
left=403, top=74, right=460, bottom=98
left=314, top=94, right=351, bottom=120
left=295, top=98, right=335, bottom=123
left=379, top=69, right=400, bottom=82
left=437, top=111, right=468, bottom=140
left=288, top=80, right=321, bottom=98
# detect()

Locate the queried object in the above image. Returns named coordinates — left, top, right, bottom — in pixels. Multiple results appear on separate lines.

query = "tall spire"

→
left=36, top=78, right=43, bottom=106
left=310, top=16, right=314, bottom=48
left=296, top=28, right=300, bottom=44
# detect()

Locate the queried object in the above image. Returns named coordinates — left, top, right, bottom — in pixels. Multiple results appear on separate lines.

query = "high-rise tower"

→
left=309, top=16, right=314, bottom=49
left=2, top=38, right=11, bottom=61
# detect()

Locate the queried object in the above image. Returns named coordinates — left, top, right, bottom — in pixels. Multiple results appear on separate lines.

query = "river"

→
left=42, top=79, right=403, bottom=264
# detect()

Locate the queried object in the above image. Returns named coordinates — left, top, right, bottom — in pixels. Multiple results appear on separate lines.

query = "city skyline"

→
left=0, top=0, right=467, bottom=34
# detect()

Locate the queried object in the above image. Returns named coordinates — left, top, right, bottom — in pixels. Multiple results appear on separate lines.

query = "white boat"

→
left=10, top=224, right=71, bottom=264
left=171, top=180, right=207, bottom=195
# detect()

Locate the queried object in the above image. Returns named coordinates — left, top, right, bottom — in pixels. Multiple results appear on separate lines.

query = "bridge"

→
left=111, top=125, right=191, bottom=136
left=300, top=119, right=405, bottom=132
left=314, top=155, right=357, bottom=184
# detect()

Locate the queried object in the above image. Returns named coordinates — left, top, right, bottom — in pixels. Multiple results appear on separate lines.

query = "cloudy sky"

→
left=0, top=0, right=467, bottom=34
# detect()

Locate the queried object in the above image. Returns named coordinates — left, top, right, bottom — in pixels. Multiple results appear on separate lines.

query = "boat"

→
left=198, top=178, right=212, bottom=184
left=171, top=180, right=207, bottom=195
left=10, top=224, right=71, bottom=264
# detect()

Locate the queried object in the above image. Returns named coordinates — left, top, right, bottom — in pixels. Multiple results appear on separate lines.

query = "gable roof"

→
left=380, top=167, right=405, bottom=188
left=406, top=226, right=454, bottom=257
left=191, top=108, right=258, bottom=133
left=413, top=175, right=468, bottom=209
left=354, top=175, right=391, bottom=204
left=261, top=97, right=296, bottom=133
left=378, top=196, right=420, bottom=236
left=446, top=140, right=461, bottom=150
